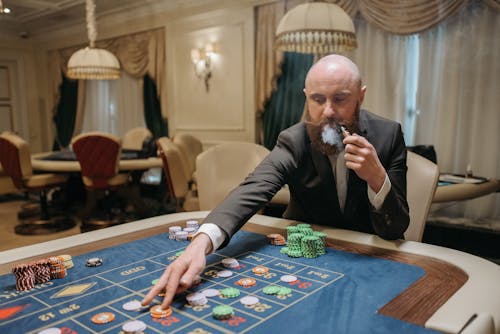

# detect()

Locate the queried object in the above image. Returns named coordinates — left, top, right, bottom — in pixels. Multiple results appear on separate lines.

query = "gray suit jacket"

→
left=204, top=109, right=409, bottom=248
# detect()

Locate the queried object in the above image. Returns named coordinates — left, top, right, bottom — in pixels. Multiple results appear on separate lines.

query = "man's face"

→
left=304, top=64, right=366, bottom=155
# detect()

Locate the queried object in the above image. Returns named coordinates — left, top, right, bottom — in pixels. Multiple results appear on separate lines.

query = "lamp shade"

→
left=276, top=2, right=357, bottom=55
left=67, top=47, right=120, bottom=80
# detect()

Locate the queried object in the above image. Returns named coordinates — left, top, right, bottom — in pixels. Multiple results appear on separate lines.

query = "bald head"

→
left=305, top=54, right=362, bottom=91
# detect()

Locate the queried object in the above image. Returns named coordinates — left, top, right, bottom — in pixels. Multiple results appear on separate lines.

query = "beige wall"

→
left=0, top=1, right=264, bottom=152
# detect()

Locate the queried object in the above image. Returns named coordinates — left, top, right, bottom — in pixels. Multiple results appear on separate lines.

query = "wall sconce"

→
left=191, top=44, right=215, bottom=92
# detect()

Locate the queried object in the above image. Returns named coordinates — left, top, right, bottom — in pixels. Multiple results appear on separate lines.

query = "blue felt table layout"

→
left=0, top=230, right=440, bottom=333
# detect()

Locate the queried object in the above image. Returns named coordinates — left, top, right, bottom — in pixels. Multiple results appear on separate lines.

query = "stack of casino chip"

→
left=301, top=235, right=319, bottom=258
left=286, top=226, right=299, bottom=238
left=212, top=305, right=234, bottom=320
left=236, top=277, right=257, bottom=288
left=86, top=257, right=103, bottom=267
left=186, top=292, right=208, bottom=306
left=169, top=226, right=182, bottom=239
left=175, top=230, right=188, bottom=241
left=186, top=220, right=200, bottom=230
left=285, top=233, right=304, bottom=257
left=32, top=259, right=51, bottom=284
left=48, top=257, right=67, bottom=279
left=266, top=233, right=286, bottom=245
left=12, top=263, right=35, bottom=291
left=262, top=285, right=291, bottom=296
left=221, top=258, right=239, bottom=269
left=150, top=305, right=172, bottom=318
left=313, top=231, right=327, bottom=255
left=183, top=227, right=197, bottom=240
left=56, top=255, right=74, bottom=269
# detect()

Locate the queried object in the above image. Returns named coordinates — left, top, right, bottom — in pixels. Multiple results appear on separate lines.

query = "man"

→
left=142, top=54, right=409, bottom=309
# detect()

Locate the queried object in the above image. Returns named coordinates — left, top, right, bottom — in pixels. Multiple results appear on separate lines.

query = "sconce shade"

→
left=67, top=47, right=120, bottom=80
left=276, top=2, right=357, bottom=55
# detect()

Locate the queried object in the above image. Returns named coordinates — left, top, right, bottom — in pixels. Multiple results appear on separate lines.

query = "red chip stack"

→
left=12, top=263, right=35, bottom=291
left=32, top=259, right=52, bottom=284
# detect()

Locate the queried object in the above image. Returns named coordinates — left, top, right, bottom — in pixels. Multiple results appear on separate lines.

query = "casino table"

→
left=31, top=151, right=162, bottom=173
left=0, top=212, right=499, bottom=334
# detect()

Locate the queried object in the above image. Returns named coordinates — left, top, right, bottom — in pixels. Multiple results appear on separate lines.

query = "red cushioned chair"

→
left=0, top=132, right=76, bottom=235
left=71, top=132, right=131, bottom=232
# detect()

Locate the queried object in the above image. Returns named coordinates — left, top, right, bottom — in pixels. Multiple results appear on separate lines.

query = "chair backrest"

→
left=196, top=142, right=270, bottom=211
left=157, top=137, right=191, bottom=200
left=405, top=151, right=439, bottom=242
left=122, top=127, right=153, bottom=151
left=173, top=133, right=203, bottom=179
left=0, top=132, right=33, bottom=188
left=71, top=132, right=122, bottom=188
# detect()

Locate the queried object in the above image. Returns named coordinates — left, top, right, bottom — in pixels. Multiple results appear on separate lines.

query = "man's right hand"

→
left=141, top=232, right=213, bottom=309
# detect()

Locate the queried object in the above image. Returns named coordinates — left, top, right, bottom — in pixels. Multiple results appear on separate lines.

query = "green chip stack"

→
left=313, top=231, right=327, bottom=255
left=212, top=305, right=234, bottom=320
left=301, top=235, right=319, bottom=258
left=286, top=226, right=299, bottom=238
left=285, top=233, right=304, bottom=257
left=220, top=287, right=240, bottom=298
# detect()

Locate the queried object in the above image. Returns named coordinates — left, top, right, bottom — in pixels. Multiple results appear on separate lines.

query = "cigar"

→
left=340, top=126, right=350, bottom=138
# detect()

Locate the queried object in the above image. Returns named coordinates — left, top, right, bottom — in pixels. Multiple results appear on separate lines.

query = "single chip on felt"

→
left=186, top=292, right=208, bottom=306
left=91, top=312, right=115, bottom=324
left=37, top=328, right=61, bottom=334
left=236, top=277, right=256, bottom=287
left=277, top=287, right=292, bottom=296
left=240, top=296, right=260, bottom=305
left=201, top=288, right=219, bottom=297
left=262, top=285, right=281, bottom=295
left=217, top=269, right=233, bottom=278
left=122, top=320, right=147, bottom=332
left=280, top=274, right=298, bottom=283
left=220, top=287, right=240, bottom=298
left=86, top=257, right=102, bottom=267
left=212, top=305, right=234, bottom=320
left=122, top=300, right=142, bottom=311
left=252, top=266, right=269, bottom=274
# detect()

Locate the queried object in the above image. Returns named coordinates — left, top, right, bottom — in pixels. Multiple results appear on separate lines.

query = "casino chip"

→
left=217, top=270, right=233, bottom=278
left=252, top=266, right=269, bottom=274
left=280, top=274, right=298, bottom=283
left=220, top=287, right=240, bottom=298
left=37, top=328, right=61, bottom=334
left=150, top=305, right=172, bottom=318
left=212, top=305, right=234, bottom=320
left=186, top=292, right=208, bottom=306
left=122, top=320, right=147, bottom=333
left=86, top=257, right=103, bottom=267
left=122, top=300, right=142, bottom=311
left=262, top=285, right=281, bottom=295
left=201, top=288, right=220, bottom=298
left=91, top=312, right=115, bottom=324
left=221, top=258, right=239, bottom=269
left=236, top=277, right=256, bottom=287
left=240, top=296, right=259, bottom=306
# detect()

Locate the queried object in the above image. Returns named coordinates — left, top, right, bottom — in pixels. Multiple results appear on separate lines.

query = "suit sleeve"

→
left=369, top=124, right=410, bottom=240
left=202, top=129, right=298, bottom=249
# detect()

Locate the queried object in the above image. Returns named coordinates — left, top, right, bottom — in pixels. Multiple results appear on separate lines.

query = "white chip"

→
left=280, top=274, right=298, bottom=283
left=122, top=300, right=142, bottom=311
left=217, top=270, right=233, bottom=278
left=201, top=288, right=220, bottom=297
left=221, top=258, right=239, bottom=268
left=240, top=296, right=260, bottom=305
left=122, top=320, right=147, bottom=332
left=38, top=328, right=61, bottom=334
left=186, top=292, right=207, bottom=306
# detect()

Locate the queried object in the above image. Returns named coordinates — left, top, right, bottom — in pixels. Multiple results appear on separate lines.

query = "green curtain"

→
left=262, top=52, right=314, bottom=149
left=143, top=74, right=168, bottom=138
left=53, top=74, right=78, bottom=149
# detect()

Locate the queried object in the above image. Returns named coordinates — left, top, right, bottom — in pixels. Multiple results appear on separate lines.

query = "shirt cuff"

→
left=193, top=223, right=226, bottom=253
left=367, top=174, right=391, bottom=210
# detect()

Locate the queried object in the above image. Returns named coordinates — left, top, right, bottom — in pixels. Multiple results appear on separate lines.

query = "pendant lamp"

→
left=67, top=0, right=120, bottom=80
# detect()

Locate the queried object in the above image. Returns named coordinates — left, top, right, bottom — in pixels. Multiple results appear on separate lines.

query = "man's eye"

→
left=312, top=96, right=325, bottom=104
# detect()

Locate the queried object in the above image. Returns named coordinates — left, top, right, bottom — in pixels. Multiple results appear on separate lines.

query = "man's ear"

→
left=359, top=85, right=367, bottom=104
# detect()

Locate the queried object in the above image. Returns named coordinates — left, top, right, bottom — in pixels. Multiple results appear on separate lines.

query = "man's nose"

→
left=323, top=102, right=335, bottom=118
